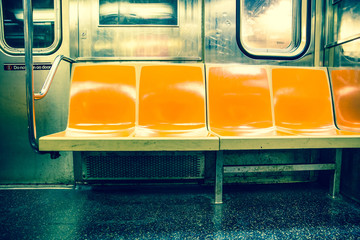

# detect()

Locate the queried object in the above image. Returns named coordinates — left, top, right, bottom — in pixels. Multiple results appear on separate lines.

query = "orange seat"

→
left=330, top=69, right=360, bottom=132
left=39, top=64, right=137, bottom=151
left=209, top=66, right=360, bottom=151
left=207, top=64, right=295, bottom=150
left=272, top=68, right=339, bottom=135
left=135, top=64, right=212, bottom=137
left=40, top=64, right=218, bottom=151
left=207, top=65, right=291, bottom=137
left=67, top=65, right=136, bottom=135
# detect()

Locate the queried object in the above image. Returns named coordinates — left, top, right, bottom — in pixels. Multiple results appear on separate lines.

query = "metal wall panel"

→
left=0, top=0, right=74, bottom=184
left=75, top=0, right=202, bottom=60
left=204, top=0, right=315, bottom=65
left=324, top=0, right=360, bottom=67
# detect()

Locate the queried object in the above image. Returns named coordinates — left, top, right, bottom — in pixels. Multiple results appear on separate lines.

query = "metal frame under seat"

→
left=215, top=147, right=343, bottom=204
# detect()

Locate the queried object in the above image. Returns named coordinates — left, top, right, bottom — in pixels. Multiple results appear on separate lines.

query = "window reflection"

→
left=99, top=0, right=178, bottom=25
left=338, top=0, right=360, bottom=41
left=338, top=0, right=360, bottom=59
left=241, top=0, right=293, bottom=50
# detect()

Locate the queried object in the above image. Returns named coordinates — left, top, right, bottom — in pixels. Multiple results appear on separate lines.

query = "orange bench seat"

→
left=39, top=64, right=218, bottom=151
left=208, top=64, right=360, bottom=204
left=207, top=65, right=360, bottom=150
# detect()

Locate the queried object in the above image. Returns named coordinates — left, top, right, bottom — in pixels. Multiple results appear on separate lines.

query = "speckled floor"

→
left=0, top=183, right=359, bottom=240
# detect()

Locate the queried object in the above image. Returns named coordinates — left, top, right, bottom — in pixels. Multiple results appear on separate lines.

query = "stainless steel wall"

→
left=0, top=0, right=73, bottom=184
left=204, top=0, right=315, bottom=65
left=324, top=0, right=360, bottom=67
left=72, top=0, right=203, bottom=60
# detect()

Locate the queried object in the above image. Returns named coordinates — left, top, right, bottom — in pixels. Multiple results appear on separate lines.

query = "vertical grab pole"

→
left=24, top=0, right=38, bottom=151
left=23, top=0, right=60, bottom=158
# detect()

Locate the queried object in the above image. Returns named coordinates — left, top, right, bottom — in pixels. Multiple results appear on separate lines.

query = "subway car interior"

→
left=1, top=0, right=360, bottom=239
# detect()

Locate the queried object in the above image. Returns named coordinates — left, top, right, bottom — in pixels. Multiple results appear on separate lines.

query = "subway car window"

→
left=337, top=0, right=360, bottom=60
left=99, top=0, right=178, bottom=26
left=237, top=0, right=310, bottom=59
left=0, top=0, right=60, bottom=54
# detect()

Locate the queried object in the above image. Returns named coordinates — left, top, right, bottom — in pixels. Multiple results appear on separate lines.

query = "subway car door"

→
left=0, top=0, right=73, bottom=184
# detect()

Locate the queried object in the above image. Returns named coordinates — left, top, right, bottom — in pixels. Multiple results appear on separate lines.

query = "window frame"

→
left=236, top=0, right=311, bottom=60
left=0, top=0, right=62, bottom=55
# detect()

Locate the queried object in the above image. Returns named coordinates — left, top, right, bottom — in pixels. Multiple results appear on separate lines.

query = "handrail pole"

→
left=23, top=1, right=74, bottom=158
left=35, top=55, right=76, bottom=100
left=23, top=0, right=38, bottom=151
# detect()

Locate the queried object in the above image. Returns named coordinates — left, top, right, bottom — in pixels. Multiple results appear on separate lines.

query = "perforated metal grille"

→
left=83, top=153, right=204, bottom=180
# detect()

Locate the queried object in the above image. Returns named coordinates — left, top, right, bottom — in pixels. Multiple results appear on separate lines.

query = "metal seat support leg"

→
left=330, top=148, right=342, bottom=198
left=215, top=150, right=224, bottom=204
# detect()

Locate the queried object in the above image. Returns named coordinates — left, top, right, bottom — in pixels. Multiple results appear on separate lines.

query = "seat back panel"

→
left=208, top=65, right=273, bottom=132
left=68, top=65, right=136, bottom=132
left=272, top=68, right=334, bottom=131
left=331, top=69, right=360, bottom=131
left=138, top=65, right=206, bottom=131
